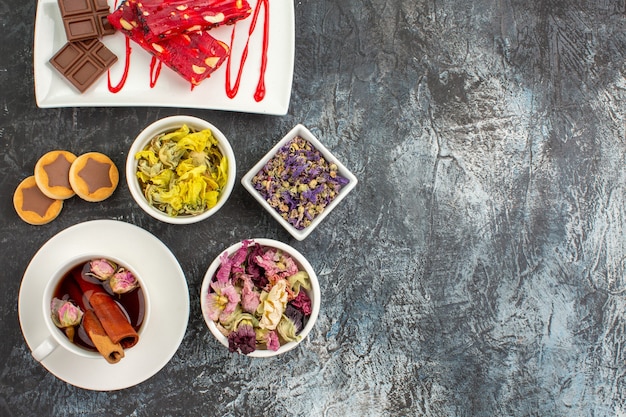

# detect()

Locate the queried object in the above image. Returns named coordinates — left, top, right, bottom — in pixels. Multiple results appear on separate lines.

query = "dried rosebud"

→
left=50, top=298, right=83, bottom=329
left=89, top=259, right=117, bottom=280
left=109, top=269, right=139, bottom=294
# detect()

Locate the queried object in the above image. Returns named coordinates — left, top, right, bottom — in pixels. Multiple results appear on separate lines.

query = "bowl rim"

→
left=240, top=124, right=358, bottom=240
left=200, top=238, right=321, bottom=357
left=126, top=115, right=237, bottom=225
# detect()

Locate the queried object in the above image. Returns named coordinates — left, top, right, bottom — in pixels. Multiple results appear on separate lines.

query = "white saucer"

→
left=18, top=220, right=189, bottom=391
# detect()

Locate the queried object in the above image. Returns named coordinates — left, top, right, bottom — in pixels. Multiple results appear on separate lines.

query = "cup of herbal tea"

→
left=32, top=254, right=149, bottom=364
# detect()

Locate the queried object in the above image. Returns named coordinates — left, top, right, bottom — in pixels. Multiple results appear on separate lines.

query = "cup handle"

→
left=31, top=336, right=59, bottom=362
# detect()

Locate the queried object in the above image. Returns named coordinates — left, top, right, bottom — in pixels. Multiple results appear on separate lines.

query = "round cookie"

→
left=13, top=176, right=63, bottom=225
left=34, top=150, right=77, bottom=200
left=69, top=152, right=119, bottom=202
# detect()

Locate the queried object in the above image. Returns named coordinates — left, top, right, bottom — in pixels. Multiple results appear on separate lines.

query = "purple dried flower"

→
left=284, top=304, right=305, bottom=333
left=335, top=175, right=350, bottom=186
left=309, top=166, right=322, bottom=177
left=227, top=323, right=256, bottom=354
left=302, top=185, right=323, bottom=204
left=246, top=243, right=268, bottom=288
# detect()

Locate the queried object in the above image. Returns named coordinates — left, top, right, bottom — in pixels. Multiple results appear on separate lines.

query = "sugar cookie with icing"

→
left=34, top=150, right=77, bottom=200
left=13, top=176, right=63, bottom=225
left=69, top=152, right=119, bottom=202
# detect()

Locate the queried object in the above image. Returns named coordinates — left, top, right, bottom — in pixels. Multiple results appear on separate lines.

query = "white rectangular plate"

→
left=34, top=0, right=294, bottom=115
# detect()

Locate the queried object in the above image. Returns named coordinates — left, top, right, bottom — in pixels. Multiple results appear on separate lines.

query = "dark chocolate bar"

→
left=49, top=39, right=118, bottom=93
left=58, top=0, right=115, bottom=41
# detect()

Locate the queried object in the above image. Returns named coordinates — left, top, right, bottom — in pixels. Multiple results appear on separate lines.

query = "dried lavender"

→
left=252, top=136, right=349, bottom=230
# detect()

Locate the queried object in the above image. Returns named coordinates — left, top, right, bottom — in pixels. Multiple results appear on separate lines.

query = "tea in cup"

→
left=33, top=254, right=148, bottom=364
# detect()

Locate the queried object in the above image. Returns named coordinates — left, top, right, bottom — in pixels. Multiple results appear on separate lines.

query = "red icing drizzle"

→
left=108, top=37, right=132, bottom=93
left=149, top=57, right=163, bottom=88
left=253, top=0, right=270, bottom=101
left=226, top=0, right=270, bottom=101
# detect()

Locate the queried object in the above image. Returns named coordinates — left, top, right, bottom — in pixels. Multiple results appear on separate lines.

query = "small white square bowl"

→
left=241, top=124, right=358, bottom=240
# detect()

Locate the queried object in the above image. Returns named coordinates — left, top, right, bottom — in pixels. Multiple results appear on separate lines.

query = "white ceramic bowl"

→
left=200, top=238, right=320, bottom=357
left=126, top=115, right=236, bottom=224
left=241, top=124, right=358, bottom=240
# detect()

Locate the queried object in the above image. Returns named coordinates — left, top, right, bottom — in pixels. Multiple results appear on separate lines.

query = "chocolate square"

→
left=58, top=0, right=112, bottom=41
left=97, top=12, right=116, bottom=37
left=49, top=39, right=118, bottom=93
left=49, top=43, right=83, bottom=72
left=69, top=56, right=102, bottom=91
left=63, top=15, right=99, bottom=41
left=58, top=0, right=93, bottom=17
left=91, top=42, right=117, bottom=67
left=93, top=0, right=109, bottom=12
left=78, top=37, right=99, bottom=49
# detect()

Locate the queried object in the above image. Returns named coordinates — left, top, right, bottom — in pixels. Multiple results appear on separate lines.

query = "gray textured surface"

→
left=2, top=0, right=626, bottom=416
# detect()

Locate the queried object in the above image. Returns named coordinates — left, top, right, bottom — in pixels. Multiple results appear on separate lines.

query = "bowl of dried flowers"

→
left=126, top=115, right=236, bottom=224
left=241, top=124, right=358, bottom=240
left=200, top=238, right=320, bottom=357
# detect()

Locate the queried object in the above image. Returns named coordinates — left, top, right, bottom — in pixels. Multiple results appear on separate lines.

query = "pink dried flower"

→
left=254, top=249, right=298, bottom=279
left=216, top=240, right=253, bottom=284
left=216, top=251, right=233, bottom=283
left=208, top=240, right=313, bottom=355
left=207, top=281, right=241, bottom=322
left=230, top=239, right=251, bottom=274
left=266, top=330, right=280, bottom=351
left=255, top=249, right=281, bottom=277
left=240, top=275, right=260, bottom=313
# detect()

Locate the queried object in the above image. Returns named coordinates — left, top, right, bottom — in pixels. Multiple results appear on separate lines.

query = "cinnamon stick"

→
left=83, top=310, right=125, bottom=364
left=71, top=269, right=140, bottom=349
left=66, top=277, right=125, bottom=363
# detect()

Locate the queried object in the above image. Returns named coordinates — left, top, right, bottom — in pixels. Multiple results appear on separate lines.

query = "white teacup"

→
left=32, top=254, right=150, bottom=362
